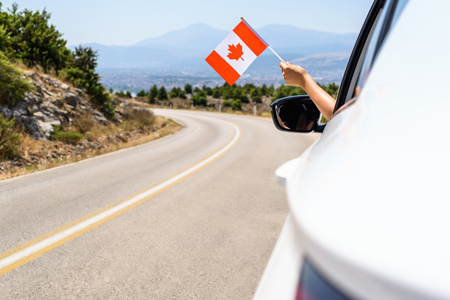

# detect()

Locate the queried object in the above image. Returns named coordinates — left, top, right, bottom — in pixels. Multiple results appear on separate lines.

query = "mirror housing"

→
left=271, top=95, right=325, bottom=133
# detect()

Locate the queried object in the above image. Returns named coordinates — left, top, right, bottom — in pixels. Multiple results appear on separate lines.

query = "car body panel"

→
left=256, top=1, right=450, bottom=299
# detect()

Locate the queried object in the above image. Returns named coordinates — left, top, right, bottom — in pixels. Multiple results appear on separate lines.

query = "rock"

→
left=61, top=83, right=70, bottom=91
left=40, top=101, right=58, bottom=113
left=43, top=89, right=56, bottom=98
left=20, top=117, right=46, bottom=139
left=53, top=99, right=64, bottom=107
left=64, top=92, right=81, bottom=108
left=113, top=116, right=122, bottom=124
left=37, top=121, right=54, bottom=139
left=48, top=119, right=61, bottom=127
left=93, top=110, right=108, bottom=125
left=78, top=103, right=88, bottom=110
left=32, top=111, right=57, bottom=123
left=26, top=72, right=36, bottom=81
left=13, top=107, right=27, bottom=118
left=33, top=111, right=46, bottom=121
left=1, top=107, right=13, bottom=119
left=24, top=93, right=39, bottom=104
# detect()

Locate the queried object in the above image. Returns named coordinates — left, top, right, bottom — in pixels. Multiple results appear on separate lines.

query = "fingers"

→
left=279, top=61, right=290, bottom=69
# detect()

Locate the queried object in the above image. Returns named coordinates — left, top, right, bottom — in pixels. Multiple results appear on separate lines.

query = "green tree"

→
left=250, top=88, right=261, bottom=103
left=222, top=86, right=234, bottom=100
left=231, top=99, right=241, bottom=111
left=202, top=85, right=213, bottom=96
left=0, top=52, right=34, bottom=106
left=193, top=86, right=201, bottom=95
left=273, top=85, right=289, bottom=102
left=60, top=45, right=114, bottom=116
left=212, top=87, right=221, bottom=99
left=148, top=85, right=158, bottom=103
left=7, top=5, right=70, bottom=71
left=169, top=87, right=180, bottom=98
left=267, top=84, right=275, bottom=96
left=178, top=89, right=186, bottom=99
left=192, top=90, right=207, bottom=106
left=260, top=84, right=268, bottom=96
left=184, top=83, right=192, bottom=95
left=233, top=87, right=249, bottom=103
left=222, top=100, right=232, bottom=107
left=61, top=46, right=99, bottom=89
left=158, top=86, right=168, bottom=100
left=136, top=90, right=147, bottom=97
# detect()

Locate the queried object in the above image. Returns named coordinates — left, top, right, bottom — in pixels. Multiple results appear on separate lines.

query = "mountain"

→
left=133, top=23, right=227, bottom=51
left=258, top=24, right=358, bottom=54
left=77, top=23, right=358, bottom=90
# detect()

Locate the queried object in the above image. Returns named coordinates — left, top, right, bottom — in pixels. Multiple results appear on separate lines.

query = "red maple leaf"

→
left=227, top=43, right=244, bottom=61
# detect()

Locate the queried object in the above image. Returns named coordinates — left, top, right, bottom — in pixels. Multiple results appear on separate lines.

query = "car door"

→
left=334, top=0, right=409, bottom=114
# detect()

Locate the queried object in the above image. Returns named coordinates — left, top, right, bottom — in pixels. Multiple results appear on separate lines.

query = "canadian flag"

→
left=206, top=19, right=268, bottom=86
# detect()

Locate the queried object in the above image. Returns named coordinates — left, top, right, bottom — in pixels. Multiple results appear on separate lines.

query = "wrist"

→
left=300, top=73, right=313, bottom=91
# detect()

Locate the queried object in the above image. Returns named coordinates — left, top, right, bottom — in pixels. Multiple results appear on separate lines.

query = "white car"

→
left=255, top=0, right=450, bottom=299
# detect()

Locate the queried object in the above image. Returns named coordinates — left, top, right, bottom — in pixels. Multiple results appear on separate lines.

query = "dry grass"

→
left=0, top=116, right=182, bottom=180
left=73, top=114, right=95, bottom=134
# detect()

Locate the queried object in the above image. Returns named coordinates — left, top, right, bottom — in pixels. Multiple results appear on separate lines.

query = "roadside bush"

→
left=222, top=100, right=233, bottom=107
left=192, top=92, right=207, bottom=106
left=0, top=114, right=22, bottom=159
left=50, top=126, right=83, bottom=144
left=0, top=53, right=34, bottom=107
left=73, top=114, right=94, bottom=134
left=231, top=99, right=242, bottom=111
left=124, top=108, right=155, bottom=130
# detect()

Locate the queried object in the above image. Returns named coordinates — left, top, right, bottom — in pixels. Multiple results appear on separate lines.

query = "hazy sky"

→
left=1, top=0, right=374, bottom=46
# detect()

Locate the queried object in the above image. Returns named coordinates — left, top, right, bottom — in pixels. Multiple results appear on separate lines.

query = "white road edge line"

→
left=0, top=122, right=241, bottom=271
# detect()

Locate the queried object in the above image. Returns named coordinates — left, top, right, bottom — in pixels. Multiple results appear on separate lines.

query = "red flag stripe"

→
left=205, top=50, right=240, bottom=86
left=233, top=20, right=268, bottom=56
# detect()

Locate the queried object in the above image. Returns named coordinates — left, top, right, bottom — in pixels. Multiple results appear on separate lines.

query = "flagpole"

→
left=268, top=46, right=285, bottom=63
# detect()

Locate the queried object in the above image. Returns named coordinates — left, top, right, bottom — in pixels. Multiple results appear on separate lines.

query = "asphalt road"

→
left=0, top=109, right=319, bottom=299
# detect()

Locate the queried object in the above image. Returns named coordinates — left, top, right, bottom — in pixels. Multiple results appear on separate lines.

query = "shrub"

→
left=124, top=108, right=155, bottom=130
left=73, top=114, right=94, bottom=134
left=0, top=114, right=22, bottom=159
left=50, top=126, right=83, bottom=144
left=192, top=92, right=207, bottom=106
left=0, top=53, right=34, bottom=107
left=231, top=99, right=242, bottom=111
left=222, top=100, right=233, bottom=107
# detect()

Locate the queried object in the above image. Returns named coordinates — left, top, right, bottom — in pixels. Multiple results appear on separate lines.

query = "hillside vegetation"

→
left=0, top=2, right=113, bottom=116
left=0, top=2, right=182, bottom=178
left=120, top=82, right=339, bottom=115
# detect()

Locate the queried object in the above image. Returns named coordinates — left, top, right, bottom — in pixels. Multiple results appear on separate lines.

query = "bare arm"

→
left=280, top=61, right=336, bottom=120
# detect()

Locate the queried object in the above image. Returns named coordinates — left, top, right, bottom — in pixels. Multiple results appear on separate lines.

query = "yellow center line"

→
left=0, top=122, right=241, bottom=277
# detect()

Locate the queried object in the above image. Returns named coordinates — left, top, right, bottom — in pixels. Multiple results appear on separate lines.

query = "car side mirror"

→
left=271, top=95, right=325, bottom=133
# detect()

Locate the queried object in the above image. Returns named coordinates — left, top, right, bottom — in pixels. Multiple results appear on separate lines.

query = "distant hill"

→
left=76, top=23, right=358, bottom=90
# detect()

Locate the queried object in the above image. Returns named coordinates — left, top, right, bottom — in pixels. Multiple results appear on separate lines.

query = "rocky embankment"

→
left=0, top=71, right=177, bottom=179
left=1, top=72, right=110, bottom=140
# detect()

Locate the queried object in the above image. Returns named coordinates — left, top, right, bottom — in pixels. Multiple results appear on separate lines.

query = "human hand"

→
left=280, top=61, right=309, bottom=90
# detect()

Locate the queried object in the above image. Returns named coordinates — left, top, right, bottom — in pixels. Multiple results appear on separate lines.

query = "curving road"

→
left=0, top=109, right=319, bottom=299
